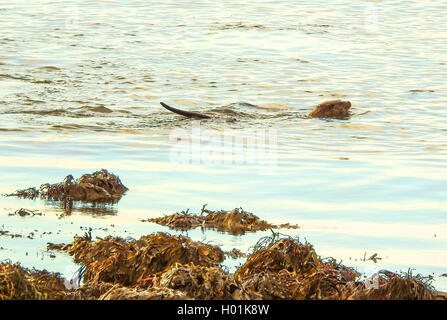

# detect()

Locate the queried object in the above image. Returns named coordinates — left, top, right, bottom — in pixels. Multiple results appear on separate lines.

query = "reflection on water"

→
left=43, top=199, right=119, bottom=217
left=0, top=1, right=446, bottom=291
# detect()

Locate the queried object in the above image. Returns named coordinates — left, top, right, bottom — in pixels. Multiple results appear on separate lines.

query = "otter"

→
left=160, top=99, right=351, bottom=120
left=308, top=100, right=351, bottom=118
left=160, top=102, right=211, bottom=119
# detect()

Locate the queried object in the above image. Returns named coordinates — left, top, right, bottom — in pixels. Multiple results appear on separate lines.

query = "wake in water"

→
left=0, top=100, right=354, bottom=132
left=160, top=100, right=351, bottom=120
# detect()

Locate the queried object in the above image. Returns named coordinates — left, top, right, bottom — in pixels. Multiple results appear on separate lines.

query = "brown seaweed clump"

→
left=47, top=242, right=71, bottom=251
left=153, top=263, right=237, bottom=300
left=0, top=262, right=66, bottom=300
left=224, top=248, right=247, bottom=259
left=236, top=270, right=300, bottom=300
left=65, top=281, right=115, bottom=300
left=8, top=208, right=42, bottom=217
left=234, top=235, right=438, bottom=300
left=0, top=230, right=23, bottom=239
left=67, top=282, right=188, bottom=300
left=9, top=187, right=40, bottom=199
left=235, top=237, right=361, bottom=300
left=143, top=207, right=299, bottom=235
left=5, top=234, right=444, bottom=300
left=236, top=238, right=322, bottom=278
left=60, top=233, right=224, bottom=286
left=351, top=270, right=437, bottom=300
left=98, top=285, right=188, bottom=300
left=7, top=169, right=128, bottom=203
left=203, top=209, right=275, bottom=235
left=144, top=211, right=203, bottom=231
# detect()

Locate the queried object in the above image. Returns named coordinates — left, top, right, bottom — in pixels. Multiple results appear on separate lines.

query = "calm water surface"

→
left=1, top=1, right=446, bottom=290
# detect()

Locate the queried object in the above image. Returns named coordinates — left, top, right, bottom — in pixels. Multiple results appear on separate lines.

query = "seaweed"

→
left=6, top=169, right=128, bottom=204
left=236, top=271, right=299, bottom=300
left=59, top=233, right=224, bottom=286
left=144, top=211, right=203, bottom=231
left=251, top=229, right=291, bottom=252
left=65, top=281, right=115, bottom=300
left=235, top=234, right=438, bottom=300
left=3, top=233, right=443, bottom=300
left=0, top=261, right=66, bottom=300
left=67, top=282, right=188, bottom=300
left=8, top=208, right=42, bottom=217
left=154, top=263, right=237, bottom=300
left=7, top=187, right=39, bottom=199
left=0, top=230, right=24, bottom=239
left=235, top=234, right=362, bottom=300
left=47, top=242, right=71, bottom=251
left=224, top=248, right=247, bottom=259
left=202, top=208, right=274, bottom=235
left=352, top=269, right=437, bottom=300
left=98, top=285, right=188, bottom=300
left=236, top=237, right=321, bottom=279
left=143, top=207, right=299, bottom=235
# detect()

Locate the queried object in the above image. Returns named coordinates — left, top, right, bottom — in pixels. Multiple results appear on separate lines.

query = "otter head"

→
left=308, top=100, right=351, bottom=119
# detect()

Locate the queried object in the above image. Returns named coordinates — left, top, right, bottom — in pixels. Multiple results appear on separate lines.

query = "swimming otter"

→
left=308, top=100, right=351, bottom=118
left=160, top=100, right=351, bottom=120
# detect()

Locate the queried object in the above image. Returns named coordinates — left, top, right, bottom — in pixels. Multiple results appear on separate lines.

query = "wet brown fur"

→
left=308, top=100, right=351, bottom=118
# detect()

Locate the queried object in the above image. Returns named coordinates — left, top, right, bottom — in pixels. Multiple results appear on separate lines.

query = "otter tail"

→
left=160, top=102, right=211, bottom=119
